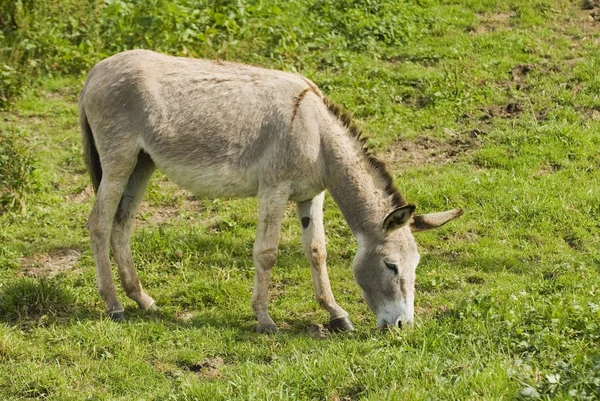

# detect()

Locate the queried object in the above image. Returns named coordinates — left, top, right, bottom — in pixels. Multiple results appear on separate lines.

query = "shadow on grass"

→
left=125, top=231, right=340, bottom=337
left=124, top=307, right=311, bottom=336
left=0, top=277, right=99, bottom=326
left=0, top=278, right=383, bottom=339
left=117, top=303, right=372, bottom=340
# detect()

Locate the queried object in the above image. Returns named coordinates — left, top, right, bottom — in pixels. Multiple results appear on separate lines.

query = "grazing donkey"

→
left=80, top=50, right=462, bottom=333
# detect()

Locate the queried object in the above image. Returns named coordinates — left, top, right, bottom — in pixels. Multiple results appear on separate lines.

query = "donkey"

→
left=80, top=50, right=462, bottom=333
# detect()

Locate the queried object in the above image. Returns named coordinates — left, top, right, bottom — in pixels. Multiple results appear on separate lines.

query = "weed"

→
left=0, top=126, right=36, bottom=213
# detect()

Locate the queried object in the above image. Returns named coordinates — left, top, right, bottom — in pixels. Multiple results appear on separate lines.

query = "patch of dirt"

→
left=469, top=12, right=513, bottom=35
left=511, top=64, right=534, bottom=82
left=480, top=102, right=524, bottom=120
left=67, top=184, right=204, bottom=227
left=138, top=192, right=202, bottom=226
left=68, top=185, right=94, bottom=204
left=536, top=162, right=562, bottom=176
left=416, top=304, right=450, bottom=317
left=189, top=357, right=225, bottom=379
left=175, top=310, right=196, bottom=323
left=566, top=57, right=586, bottom=67
left=153, top=361, right=177, bottom=377
left=269, top=282, right=286, bottom=301
left=588, top=6, right=600, bottom=22
left=307, top=323, right=330, bottom=339
left=576, top=2, right=600, bottom=29
left=510, top=64, right=535, bottom=90
left=330, top=396, right=353, bottom=401
left=20, top=248, right=81, bottom=278
left=451, top=230, right=481, bottom=242
left=382, top=135, right=480, bottom=168
left=580, top=105, right=600, bottom=122
left=138, top=201, right=182, bottom=225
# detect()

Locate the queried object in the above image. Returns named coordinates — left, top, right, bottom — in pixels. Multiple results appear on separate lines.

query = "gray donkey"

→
left=80, top=50, right=462, bottom=333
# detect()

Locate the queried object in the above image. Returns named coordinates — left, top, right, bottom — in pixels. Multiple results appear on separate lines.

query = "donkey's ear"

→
left=383, top=205, right=416, bottom=234
left=410, top=209, right=464, bottom=232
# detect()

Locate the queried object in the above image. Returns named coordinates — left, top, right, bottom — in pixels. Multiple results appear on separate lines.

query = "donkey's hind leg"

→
left=88, top=150, right=139, bottom=321
left=297, top=192, right=354, bottom=332
left=110, top=151, right=156, bottom=311
left=252, top=183, right=291, bottom=334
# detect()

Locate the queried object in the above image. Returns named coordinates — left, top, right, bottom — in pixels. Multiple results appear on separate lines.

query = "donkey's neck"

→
left=322, top=128, right=392, bottom=238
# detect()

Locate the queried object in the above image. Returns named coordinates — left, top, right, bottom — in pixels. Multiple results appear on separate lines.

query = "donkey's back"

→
left=80, top=49, right=325, bottom=200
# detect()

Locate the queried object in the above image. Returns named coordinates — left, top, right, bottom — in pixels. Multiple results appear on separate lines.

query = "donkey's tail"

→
left=79, top=100, right=102, bottom=193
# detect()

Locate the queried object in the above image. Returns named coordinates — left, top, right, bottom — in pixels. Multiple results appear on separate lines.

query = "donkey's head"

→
left=353, top=205, right=463, bottom=328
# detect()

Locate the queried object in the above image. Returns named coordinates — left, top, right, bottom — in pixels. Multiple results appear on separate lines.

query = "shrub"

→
left=0, top=61, right=32, bottom=108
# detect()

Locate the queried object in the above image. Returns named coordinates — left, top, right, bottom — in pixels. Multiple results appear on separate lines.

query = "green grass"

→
left=1, top=0, right=600, bottom=399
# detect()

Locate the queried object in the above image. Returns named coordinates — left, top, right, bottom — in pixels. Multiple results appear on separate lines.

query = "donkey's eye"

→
left=384, top=261, right=398, bottom=274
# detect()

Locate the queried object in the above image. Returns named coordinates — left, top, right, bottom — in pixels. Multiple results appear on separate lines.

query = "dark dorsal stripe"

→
left=292, top=87, right=321, bottom=122
left=322, top=97, right=407, bottom=208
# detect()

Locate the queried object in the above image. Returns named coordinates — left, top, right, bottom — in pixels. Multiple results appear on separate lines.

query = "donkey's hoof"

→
left=328, top=317, right=355, bottom=332
left=145, top=301, right=158, bottom=311
left=256, top=324, right=278, bottom=334
left=109, top=310, right=125, bottom=322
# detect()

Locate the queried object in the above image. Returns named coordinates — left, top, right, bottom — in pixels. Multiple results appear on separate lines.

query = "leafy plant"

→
left=0, top=127, right=36, bottom=213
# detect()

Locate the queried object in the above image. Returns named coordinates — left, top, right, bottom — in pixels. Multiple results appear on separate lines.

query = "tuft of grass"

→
left=0, top=278, right=74, bottom=321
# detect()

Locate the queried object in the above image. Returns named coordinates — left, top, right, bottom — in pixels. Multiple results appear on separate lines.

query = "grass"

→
left=1, top=0, right=599, bottom=399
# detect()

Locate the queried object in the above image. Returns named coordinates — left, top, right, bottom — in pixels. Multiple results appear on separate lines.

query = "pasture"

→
left=0, top=0, right=599, bottom=399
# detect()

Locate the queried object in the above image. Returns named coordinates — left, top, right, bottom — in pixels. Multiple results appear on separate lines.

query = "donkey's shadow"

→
left=125, top=306, right=363, bottom=339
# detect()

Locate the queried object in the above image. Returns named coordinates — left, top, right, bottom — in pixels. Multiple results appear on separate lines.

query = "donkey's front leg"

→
left=251, top=183, right=290, bottom=334
left=297, top=192, right=354, bottom=332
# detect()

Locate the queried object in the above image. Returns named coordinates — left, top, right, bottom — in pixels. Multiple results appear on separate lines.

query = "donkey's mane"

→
left=322, top=97, right=407, bottom=208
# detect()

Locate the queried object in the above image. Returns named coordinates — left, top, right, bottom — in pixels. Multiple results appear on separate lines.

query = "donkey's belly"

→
left=159, top=162, right=259, bottom=199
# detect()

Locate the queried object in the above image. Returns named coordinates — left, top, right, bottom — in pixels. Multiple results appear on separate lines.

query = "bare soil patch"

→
left=451, top=229, right=481, bottom=243
left=20, top=248, right=81, bottom=277
left=307, top=323, right=330, bottom=339
left=138, top=201, right=183, bottom=226
left=480, top=102, right=524, bottom=120
left=536, top=162, right=562, bottom=177
left=269, top=282, right=286, bottom=301
left=175, top=310, right=196, bottom=323
left=511, top=64, right=534, bottom=82
left=189, top=357, right=225, bottom=379
left=580, top=105, right=600, bottom=122
left=510, top=64, right=535, bottom=90
left=68, top=185, right=94, bottom=204
left=416, top=304, right=450, bottom=317
left=469, top=12, right=513, bottom=35
left=139, top=191, right=203, bottom=226
left=68, top=184, right=203, bottom=226
left=382, top=135, right=480, bottom=168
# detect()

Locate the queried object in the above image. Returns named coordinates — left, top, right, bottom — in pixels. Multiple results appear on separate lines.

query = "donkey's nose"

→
left=397, top=320, right=403, bottom=329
